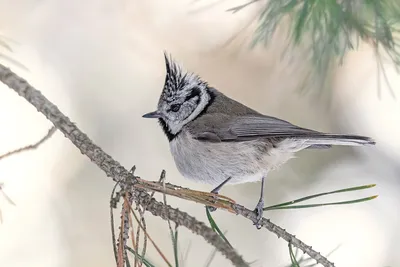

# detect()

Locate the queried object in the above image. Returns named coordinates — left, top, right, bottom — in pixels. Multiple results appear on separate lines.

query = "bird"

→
left=142, top=53, right=376, bottom=229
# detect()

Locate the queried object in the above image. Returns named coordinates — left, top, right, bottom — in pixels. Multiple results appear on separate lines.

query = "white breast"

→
left=169, top=131, right=306, bottom=186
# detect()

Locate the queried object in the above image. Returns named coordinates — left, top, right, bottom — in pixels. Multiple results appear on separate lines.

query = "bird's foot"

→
left=206, top=191, right=218, bottom=212
left=253, top=198, right=264, bottom=229
left=206, top=177, right=232, bottom=212
left=206, top=205, right=217, bottom=212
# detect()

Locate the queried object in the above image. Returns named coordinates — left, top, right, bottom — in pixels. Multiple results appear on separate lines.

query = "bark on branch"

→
left=0, top=64, right=334, bottom=267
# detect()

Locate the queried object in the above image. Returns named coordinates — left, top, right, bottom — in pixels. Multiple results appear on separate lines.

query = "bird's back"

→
left=204, top=87, right=261, bottom=116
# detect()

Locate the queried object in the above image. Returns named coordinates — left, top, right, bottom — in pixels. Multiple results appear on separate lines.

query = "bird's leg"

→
left=253, top=176, right=265, bottom=229
left=206, top=176, right=232, bottom=212
left=211, top=176, right=232, bottom=194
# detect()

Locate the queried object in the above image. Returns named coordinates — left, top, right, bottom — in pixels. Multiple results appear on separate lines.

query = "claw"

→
left=253, top=198, right=264, bottom=229
left=206, top=177, right=232, bottom=212
left=206, top=205, right=217, bottom=212
left=253, top=176, right=266, bottom=229
left=206, top=191, right=219, bottom=212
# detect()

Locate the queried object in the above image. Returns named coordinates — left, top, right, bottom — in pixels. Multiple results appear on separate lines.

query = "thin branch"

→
left=117, top=207, right=126, bottom=267
left=128, top=167, right=142, bottom=267
left=0, top=65, right=334, bottom=267
left=0, top=183, right=15, bottom=206
left=137, top=201, right=148, bottom=267
left=126, top=196, right=173, bottom=267
left=0, top=182, right=16, bottom=223
left=134, top=204, right=142, bottom=267
left=160, top=170, right=180, bottom=267
left=0, top=126, right=56, bottom=160
left=204, top=248, right=218, bottom=267
left=118, top=194, right=132, bottom=267
left=127, top=211, right=137, bottom=266
left=135, top=178, right=236, bottom=212
left=182, top=240, right=192, bottom=267
left=110, top=181, right=122, bottom=265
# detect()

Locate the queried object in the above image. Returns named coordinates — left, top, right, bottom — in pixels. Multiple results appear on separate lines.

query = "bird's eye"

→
left=170, top=104, right=181, bottom=112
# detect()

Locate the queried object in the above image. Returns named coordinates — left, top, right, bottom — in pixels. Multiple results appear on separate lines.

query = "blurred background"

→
left=0, top=0, right=399, bottom=266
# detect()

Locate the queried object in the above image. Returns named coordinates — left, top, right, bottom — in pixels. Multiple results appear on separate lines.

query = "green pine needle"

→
left=229, top=0, right=400, bottom=93
left=289, top=243, right=301, bottom=267
left=126, top=247, right=157, bottom=267
left=205, top=207, right=233, bottom=248
left=264, top=184, right=377, bottom=211
left=173, top=227, right=179, bottom=267
left=265, top=195, right=378, bottom=210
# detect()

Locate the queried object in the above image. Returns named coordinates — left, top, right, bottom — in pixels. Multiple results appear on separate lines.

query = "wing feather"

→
left=228, top=116, right=317, bottom=138
left=189, top=113, right=320, bottom=142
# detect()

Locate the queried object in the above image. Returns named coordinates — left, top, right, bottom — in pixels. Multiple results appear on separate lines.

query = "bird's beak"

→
left=142, top=111, right=161, bottom=119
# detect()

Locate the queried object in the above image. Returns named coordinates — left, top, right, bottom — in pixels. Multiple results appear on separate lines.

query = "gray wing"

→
left=189, top=113, right=320, bottom=142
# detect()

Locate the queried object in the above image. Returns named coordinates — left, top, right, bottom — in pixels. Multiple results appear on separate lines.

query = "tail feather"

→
left=302, top=134, right=376, bottom=149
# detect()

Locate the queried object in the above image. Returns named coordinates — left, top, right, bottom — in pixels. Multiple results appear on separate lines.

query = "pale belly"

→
left=169, top=131, right=301, bottom=186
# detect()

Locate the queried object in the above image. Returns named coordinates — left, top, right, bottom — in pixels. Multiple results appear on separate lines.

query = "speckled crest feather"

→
left=161, top=52, right=207, bottom=102
left=152, top=52, right=213, bottom=139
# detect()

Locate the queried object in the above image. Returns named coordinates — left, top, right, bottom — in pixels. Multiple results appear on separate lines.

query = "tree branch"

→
left=0, top=64, right=334, bottom=267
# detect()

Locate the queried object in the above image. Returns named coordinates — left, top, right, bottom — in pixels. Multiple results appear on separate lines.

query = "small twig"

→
left=0, top=182, right=16, bottom=223
left=204, top=247, right=219, bottom=267
left=0, top=127, right=56, bottom=160
left=128, top=166, right=141, bottom=267
left=134, top=205, right=143, bottom=267
left=110, top=181, right=122, bottom=265
left=118, top=194, right=132, bottom=267
left=126, top=216, right=133, bottom=267
left=161, top=170, right=180, bottom=267
left=182, top=240, right=192, bottom=267
left=134, top=169, right=167, bottom=267
left=125, top=194, right=135, bottom=267
left=133, top=210, right=140, bottom=267
left=0, top=183, right=15, bottom=206
left=126, top=196, right=173, bottom=267
left=139, top=170, right=167, bottom=266
left=117, top=207, right=126, bottom=267
left=138, top=204, right=148, bottom=267
left=135, top=178, right=236, bottom=212
left=127, top=211, right=137, bottom=258
left=160, top=170, right=176, bottom=242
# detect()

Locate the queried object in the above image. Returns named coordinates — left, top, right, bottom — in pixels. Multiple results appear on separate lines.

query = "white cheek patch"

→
left=182, top=91, right=210, bottom=125
left=167, top=90, right=210, bottom=135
